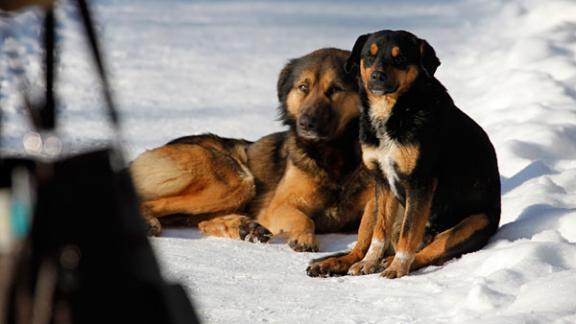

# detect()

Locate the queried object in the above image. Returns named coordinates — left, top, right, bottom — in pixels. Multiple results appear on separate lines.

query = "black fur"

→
left=353, top=30, right=500, bottom=258
left=167, top=133, right=252, bottom=148
left=277, top=59, right=298, bottom=127
left=344, top=33, right=369, bottom=74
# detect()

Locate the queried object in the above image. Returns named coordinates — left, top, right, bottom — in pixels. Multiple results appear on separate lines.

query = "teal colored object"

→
left=11, top=200, right=30, bottom=239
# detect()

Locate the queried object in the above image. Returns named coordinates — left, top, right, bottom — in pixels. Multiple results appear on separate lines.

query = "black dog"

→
left=307, top=30, right=500, bottom=278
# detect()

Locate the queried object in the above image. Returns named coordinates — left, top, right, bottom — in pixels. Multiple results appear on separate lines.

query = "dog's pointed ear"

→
left=345, top=34, right=369, bottom=74
left=419, top=39, right=441, bottom=77
left=277, top=60, right=295, bottom=102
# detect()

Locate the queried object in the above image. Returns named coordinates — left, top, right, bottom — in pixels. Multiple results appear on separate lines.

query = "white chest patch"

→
left=362, top=135, right=403, bottom=200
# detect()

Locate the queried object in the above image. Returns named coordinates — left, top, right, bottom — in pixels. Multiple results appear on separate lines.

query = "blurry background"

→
left=1, top=0, right=495, bottom=159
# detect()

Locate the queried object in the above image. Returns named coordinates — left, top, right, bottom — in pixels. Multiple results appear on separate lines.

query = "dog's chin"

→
left=296, top=129, right=328, bottom=141
left=370, top=89, right=386, bottom=96
left=369, top=86, right=398, bottom=97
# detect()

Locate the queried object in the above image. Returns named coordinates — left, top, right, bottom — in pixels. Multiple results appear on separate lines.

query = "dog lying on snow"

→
left=130, top=48, right=375, bottom=252
left=307, top=30, right=501, bottom=278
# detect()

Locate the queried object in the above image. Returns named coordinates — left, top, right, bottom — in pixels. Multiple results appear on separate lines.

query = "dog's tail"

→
left=130, top=148, right=195, bottom=200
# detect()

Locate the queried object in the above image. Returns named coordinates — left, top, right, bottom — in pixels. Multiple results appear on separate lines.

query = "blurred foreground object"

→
left=0, top=0, right=53, bottom=11
left=0, top=1, right=200, bottom=323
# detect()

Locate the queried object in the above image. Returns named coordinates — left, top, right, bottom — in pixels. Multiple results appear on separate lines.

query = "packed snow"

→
left=1, top=0, right=576, bottom=323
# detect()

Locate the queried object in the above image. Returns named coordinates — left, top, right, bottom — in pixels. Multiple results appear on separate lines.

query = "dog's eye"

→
left=298, top=84, right=309, bottom=94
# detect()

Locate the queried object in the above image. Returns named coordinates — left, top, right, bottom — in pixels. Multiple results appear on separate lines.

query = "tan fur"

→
left=319, top=68, right=336, bottom=92
left=131, top=146, right=197, bottom=200
left=394, top=144, right=420, bottom=175
left=198, top=214, right=252, bottom=239
left=348, top=188, right=406, bottom=275
left=370, top=43, right=378, bottom=56
left=257, top=162, right=318, bottom=233
left=286, top=65, right=360, bottom=136
left=286, top=90, right=304, bottom=117
left=360, top=58, right=375, bottom=94
left=132, top=49, right=371, bottom=251
left=142, top=175, right=254, bottom=218
left=391, top=46, right=400, bottom=58
left=361, top=144, right=380, bottom=170
left=411, top=213, right=489, bottom=270
left=255, top=161, right=321, bottom=250
left=286, top=70, right=315, bottom=116
left=360, top=60, right=420, bottom=121
left=306, top=192, right=380, bottom=274
left=384, top=193, right=404, bottom=250
left=398, top=181, right=437, bottom=251
left=347, top=192, right=388, bottom=275
left=360, top=59, right=397, bottom=120
left=388, top=198, right=405, bottom=252
left=369, top=95, right=397, bottom=121
left=382, top=187, right=434, bottom=278
left=334, top=90, right=361, bottom=134
left=130, top=140, right=256, bottom=235
left=395, top=65, right=419, bottom=94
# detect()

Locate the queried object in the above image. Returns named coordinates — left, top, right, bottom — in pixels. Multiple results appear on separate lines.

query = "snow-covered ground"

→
left=2, top=0, right=576, bottom=322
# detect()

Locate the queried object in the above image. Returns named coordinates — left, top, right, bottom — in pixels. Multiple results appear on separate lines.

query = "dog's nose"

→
left=298, top=115, right=316, bottom=131
left=370, top=71, right=386, bottom=82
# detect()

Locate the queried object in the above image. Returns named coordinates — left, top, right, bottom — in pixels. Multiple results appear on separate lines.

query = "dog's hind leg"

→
left=412, top=213, right=495, bottom=270
left=382, top=213, right=495, bottom=273
left=131, top=143, right=255, bottom=235
left=142, top=177, right=255, bottom=219
left=141, top=179, right=254, bottom=236
left=198, top=214, right=272, bottom=243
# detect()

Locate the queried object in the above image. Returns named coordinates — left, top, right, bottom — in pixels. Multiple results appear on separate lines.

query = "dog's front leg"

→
left=348, top=190, right=394, bottom=275
left=382, top=182, right=435, bottom=279
left=259, top=205, right=318, bottom=252
left=306, top=196, right=378, bottom=276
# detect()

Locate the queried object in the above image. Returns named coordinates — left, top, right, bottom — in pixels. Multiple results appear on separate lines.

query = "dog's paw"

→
left=199, top=215, right=271, bottom=243
left=239, top=221, right=272, bottom=243
left=348, top=259, right=384, bottom=276
left=306, top=255, right=351, bottom=277
left=288, top=232, right=319, bottom=252
left=381, top=254, right=413, bottom=279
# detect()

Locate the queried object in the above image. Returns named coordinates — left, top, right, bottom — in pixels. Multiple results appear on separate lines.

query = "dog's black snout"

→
left=298, top=114, right=316, bottom=131
left=370, top=71, right=386, bottom=82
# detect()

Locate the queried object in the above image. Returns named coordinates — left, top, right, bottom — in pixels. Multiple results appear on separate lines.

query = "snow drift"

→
left=1, top=0, right=576, bottom=323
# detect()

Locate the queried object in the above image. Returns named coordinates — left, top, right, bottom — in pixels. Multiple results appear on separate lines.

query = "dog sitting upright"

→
left=307, top=30, right=501, bottom=278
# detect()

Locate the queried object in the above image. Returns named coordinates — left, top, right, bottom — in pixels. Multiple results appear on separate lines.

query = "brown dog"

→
left=130, top=48, right=375, bottom=252
left=307, top=31, right=500, bottom=277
